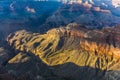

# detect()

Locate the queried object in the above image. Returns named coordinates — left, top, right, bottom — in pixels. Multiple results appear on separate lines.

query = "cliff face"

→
left=6, top=23, right=120, bottom=80
left=62, top=0, right=120, bottom=8
left=39, top=2, right=120, bottom=32
left=0, top=1, right=61, bottom=38
left=0, top=47, right=9, bottom=68
left=1, top=1, right=120, bottom=80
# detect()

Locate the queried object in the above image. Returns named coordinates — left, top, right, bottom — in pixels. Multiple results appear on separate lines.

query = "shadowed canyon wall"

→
left=5, top=23, right=120, bottom=80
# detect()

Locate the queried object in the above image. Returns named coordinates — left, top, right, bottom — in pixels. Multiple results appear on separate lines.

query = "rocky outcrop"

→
left=1, top=1, right=120, bottom=80
left=7, top=23, right=120, bottom=80
left=39, top=3, right=120, bottom=32
left=0, top=0, right=61, bottom=38
left=62, top=0, right=120, bottom=8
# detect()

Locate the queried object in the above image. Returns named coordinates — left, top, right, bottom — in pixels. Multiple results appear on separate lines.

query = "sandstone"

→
left=6, top=23, right=120, bottom=80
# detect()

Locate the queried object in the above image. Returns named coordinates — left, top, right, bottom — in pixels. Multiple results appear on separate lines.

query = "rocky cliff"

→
left=6, top=23, right=120, bottom=80
left=39, top=2, right=120, bottom=32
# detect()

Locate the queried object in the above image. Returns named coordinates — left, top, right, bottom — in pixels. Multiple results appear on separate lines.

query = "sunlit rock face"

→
left=112, top=0, right=120, bottom=8
left=61, top=0, right=120, bottom=16
left=62, top=0, right=120, bottom=8
left=6, top=23, right=120, bottom=80
left=0, top=1, right=120, bottom=80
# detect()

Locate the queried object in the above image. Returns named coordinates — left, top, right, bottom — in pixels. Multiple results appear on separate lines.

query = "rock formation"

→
left=39, top=2, right=120, bottom=32
left=0, top=1, right=120, bottom=80
left=6, top=23, right=120, bottom=80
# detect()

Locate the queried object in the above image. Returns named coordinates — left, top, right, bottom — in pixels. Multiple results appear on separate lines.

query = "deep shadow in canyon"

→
left=0, top=48, right=117, bottom=80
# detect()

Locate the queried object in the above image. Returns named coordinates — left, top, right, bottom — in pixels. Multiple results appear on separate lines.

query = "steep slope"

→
left=0, top=47, right=66, bottom=80
left=0, top=47, right=9, bottom=69
left=7, top=23, right=120, bottom=80
left=39, top=3, right=120, bottom=32
left=62, top=0, right=120, bottom=8
left=0, top=44, right=16, bottom=71
left=0, top=0, right=61, bottom=38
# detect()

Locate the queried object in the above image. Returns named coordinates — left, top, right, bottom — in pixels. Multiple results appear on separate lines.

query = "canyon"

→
left=0, top=0, right=120, bottom=80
